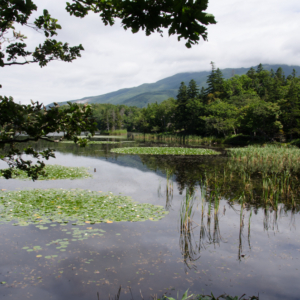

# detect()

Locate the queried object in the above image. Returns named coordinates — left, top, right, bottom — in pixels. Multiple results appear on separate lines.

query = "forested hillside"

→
left=89, top=63, right=300, bottom=141
left=49, top=64, right=300, bottom=108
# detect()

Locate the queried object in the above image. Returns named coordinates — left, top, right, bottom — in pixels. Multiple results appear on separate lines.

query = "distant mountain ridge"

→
left=49, top=64, right=300, bottom=108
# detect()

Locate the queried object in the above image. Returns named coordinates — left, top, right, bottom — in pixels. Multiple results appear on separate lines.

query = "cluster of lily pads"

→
left=111, top=147, right=220, bottom=155
left=20, top=227, right=107, bottom=258
left=0, top=189, right=168, bottom=226
left=0, top=165, right=91, bottom=180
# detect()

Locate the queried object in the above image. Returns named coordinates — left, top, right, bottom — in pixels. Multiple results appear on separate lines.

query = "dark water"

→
left=0, top=139, right=299, bottom=300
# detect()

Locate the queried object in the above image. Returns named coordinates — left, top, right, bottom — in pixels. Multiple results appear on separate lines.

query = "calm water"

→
left=0, top=139, right=299, bottom=300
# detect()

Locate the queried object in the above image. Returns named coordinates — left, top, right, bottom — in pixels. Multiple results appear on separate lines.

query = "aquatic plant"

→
left=111, top=147, right=220, bottom=155
left=158, top=289, right=259, bottom=300
left=179, top=189, right=201, bottom=270
left=227, top=144, right=300, bottom=173
left=165, top=168, right=174, bottom=209
left=0, top=164, right=91, bottom=180
left=0, top=189, right=168, bottom=226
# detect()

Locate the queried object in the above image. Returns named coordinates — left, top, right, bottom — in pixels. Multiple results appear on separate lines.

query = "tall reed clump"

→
left=165, top=168, right=174, bottom=209
left=227, top=145, right=300, bottom=174
left=179, top=188, right=200, bottom=270
left=227, top=145, right=300, bottom=210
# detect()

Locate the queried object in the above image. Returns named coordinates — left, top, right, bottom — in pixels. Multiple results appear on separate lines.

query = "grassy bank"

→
left=131, top=133, right=270, bottom=146
left=101, top=129, right=127, bottom=136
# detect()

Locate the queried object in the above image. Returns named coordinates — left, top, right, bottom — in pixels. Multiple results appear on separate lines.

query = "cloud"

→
left=1, top=0, right=300, bottom=105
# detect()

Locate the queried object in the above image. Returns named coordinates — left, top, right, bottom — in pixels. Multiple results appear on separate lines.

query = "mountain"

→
left=49, top=64, right=300, bottom=108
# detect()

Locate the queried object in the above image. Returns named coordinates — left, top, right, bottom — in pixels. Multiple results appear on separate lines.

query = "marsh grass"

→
left=0, top=189, right=168, bottom=226
left=179, top=189, right=200, bottom=270
left=0, top=165, right=91, bottom=180
left=111, top=147, right=220, bottom=155
left=225, top=145, right=300, bottom=211
left=227, top=145, right=300, bottom=173
left=132, top=133, right=223, bottom=145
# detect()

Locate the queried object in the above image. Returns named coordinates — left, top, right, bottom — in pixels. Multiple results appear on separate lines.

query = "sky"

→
left=2, top=0, right=300, bottom=105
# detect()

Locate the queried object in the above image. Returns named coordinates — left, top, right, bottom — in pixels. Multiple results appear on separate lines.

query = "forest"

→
left=88, top=63, right=300, bottom=142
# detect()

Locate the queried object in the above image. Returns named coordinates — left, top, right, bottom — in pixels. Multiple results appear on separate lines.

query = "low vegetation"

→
left=111, top=147, right=220, bottom=155
left=0, top=189, right=168, bottom=226
left=0, top=165, right=91, bottom=180
left=60, top=140, right=121, bottom=144
left=101, top=129, right=127, bottom=136
left=227, top=144, right=300, bottom=173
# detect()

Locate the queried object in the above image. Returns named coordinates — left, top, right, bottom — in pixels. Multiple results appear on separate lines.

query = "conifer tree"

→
left=205, top=62, right=224, bottom=95
left=246, top=67, right=256, bottom=79
left=177, top=82, right=188, bottom=104
left=205, top=61, right=216, bottom=95
left=275, top=67, right=286, bottom=84
left=256, top=63, right=264, bottom=73
left=187, top=79, right=199, bottom=99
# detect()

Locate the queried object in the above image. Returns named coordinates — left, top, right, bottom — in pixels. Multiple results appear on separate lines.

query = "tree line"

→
left=91, top=63, right=300, bottom=141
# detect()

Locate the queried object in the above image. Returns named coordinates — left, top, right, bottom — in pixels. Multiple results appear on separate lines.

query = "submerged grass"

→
left=160, top=290, right=259, bottom=300
left=0, top=189, right=168, bottom=226
left=111, top=147, right=220, bottom=155
left=0, top=165, right=91, bottom=180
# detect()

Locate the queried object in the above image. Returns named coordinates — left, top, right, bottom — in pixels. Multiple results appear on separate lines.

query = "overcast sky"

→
left=2, top=0, right=300, bottom=105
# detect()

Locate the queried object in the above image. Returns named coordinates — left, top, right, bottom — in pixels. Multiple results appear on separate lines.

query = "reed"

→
left=132, top=133, right=223, bottom=145
left=179, top=188, right=200, bottom=270
left=227, top=144, right=300, bottom=174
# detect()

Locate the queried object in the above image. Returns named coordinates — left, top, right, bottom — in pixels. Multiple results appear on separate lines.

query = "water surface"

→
left=0, top=139, right=299, bottom=300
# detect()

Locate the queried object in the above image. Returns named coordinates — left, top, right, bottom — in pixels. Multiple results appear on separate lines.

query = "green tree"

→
left=187, top=79, right=199, bottom=99
left=0, top=97, right=97, bottom=180
left=66, top=0, right=217, bottom=48
left=1, top=0, right=216, bottom=179
left=201, top=100, right=238, bottom=136
left=280, top=76, right=300, bottom=139
left=239, top=100, right=282, bottom=138
left=174, top=82, right=188, bottom=132
left=204, top=62, right=224, bottom=103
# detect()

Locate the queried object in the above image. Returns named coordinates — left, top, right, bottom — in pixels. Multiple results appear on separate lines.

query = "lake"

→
left=0, top=137, right=299, bottom=300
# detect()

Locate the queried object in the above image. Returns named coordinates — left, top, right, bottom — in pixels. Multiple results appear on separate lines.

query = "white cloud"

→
left=1, top=0, right=300, bottom=105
